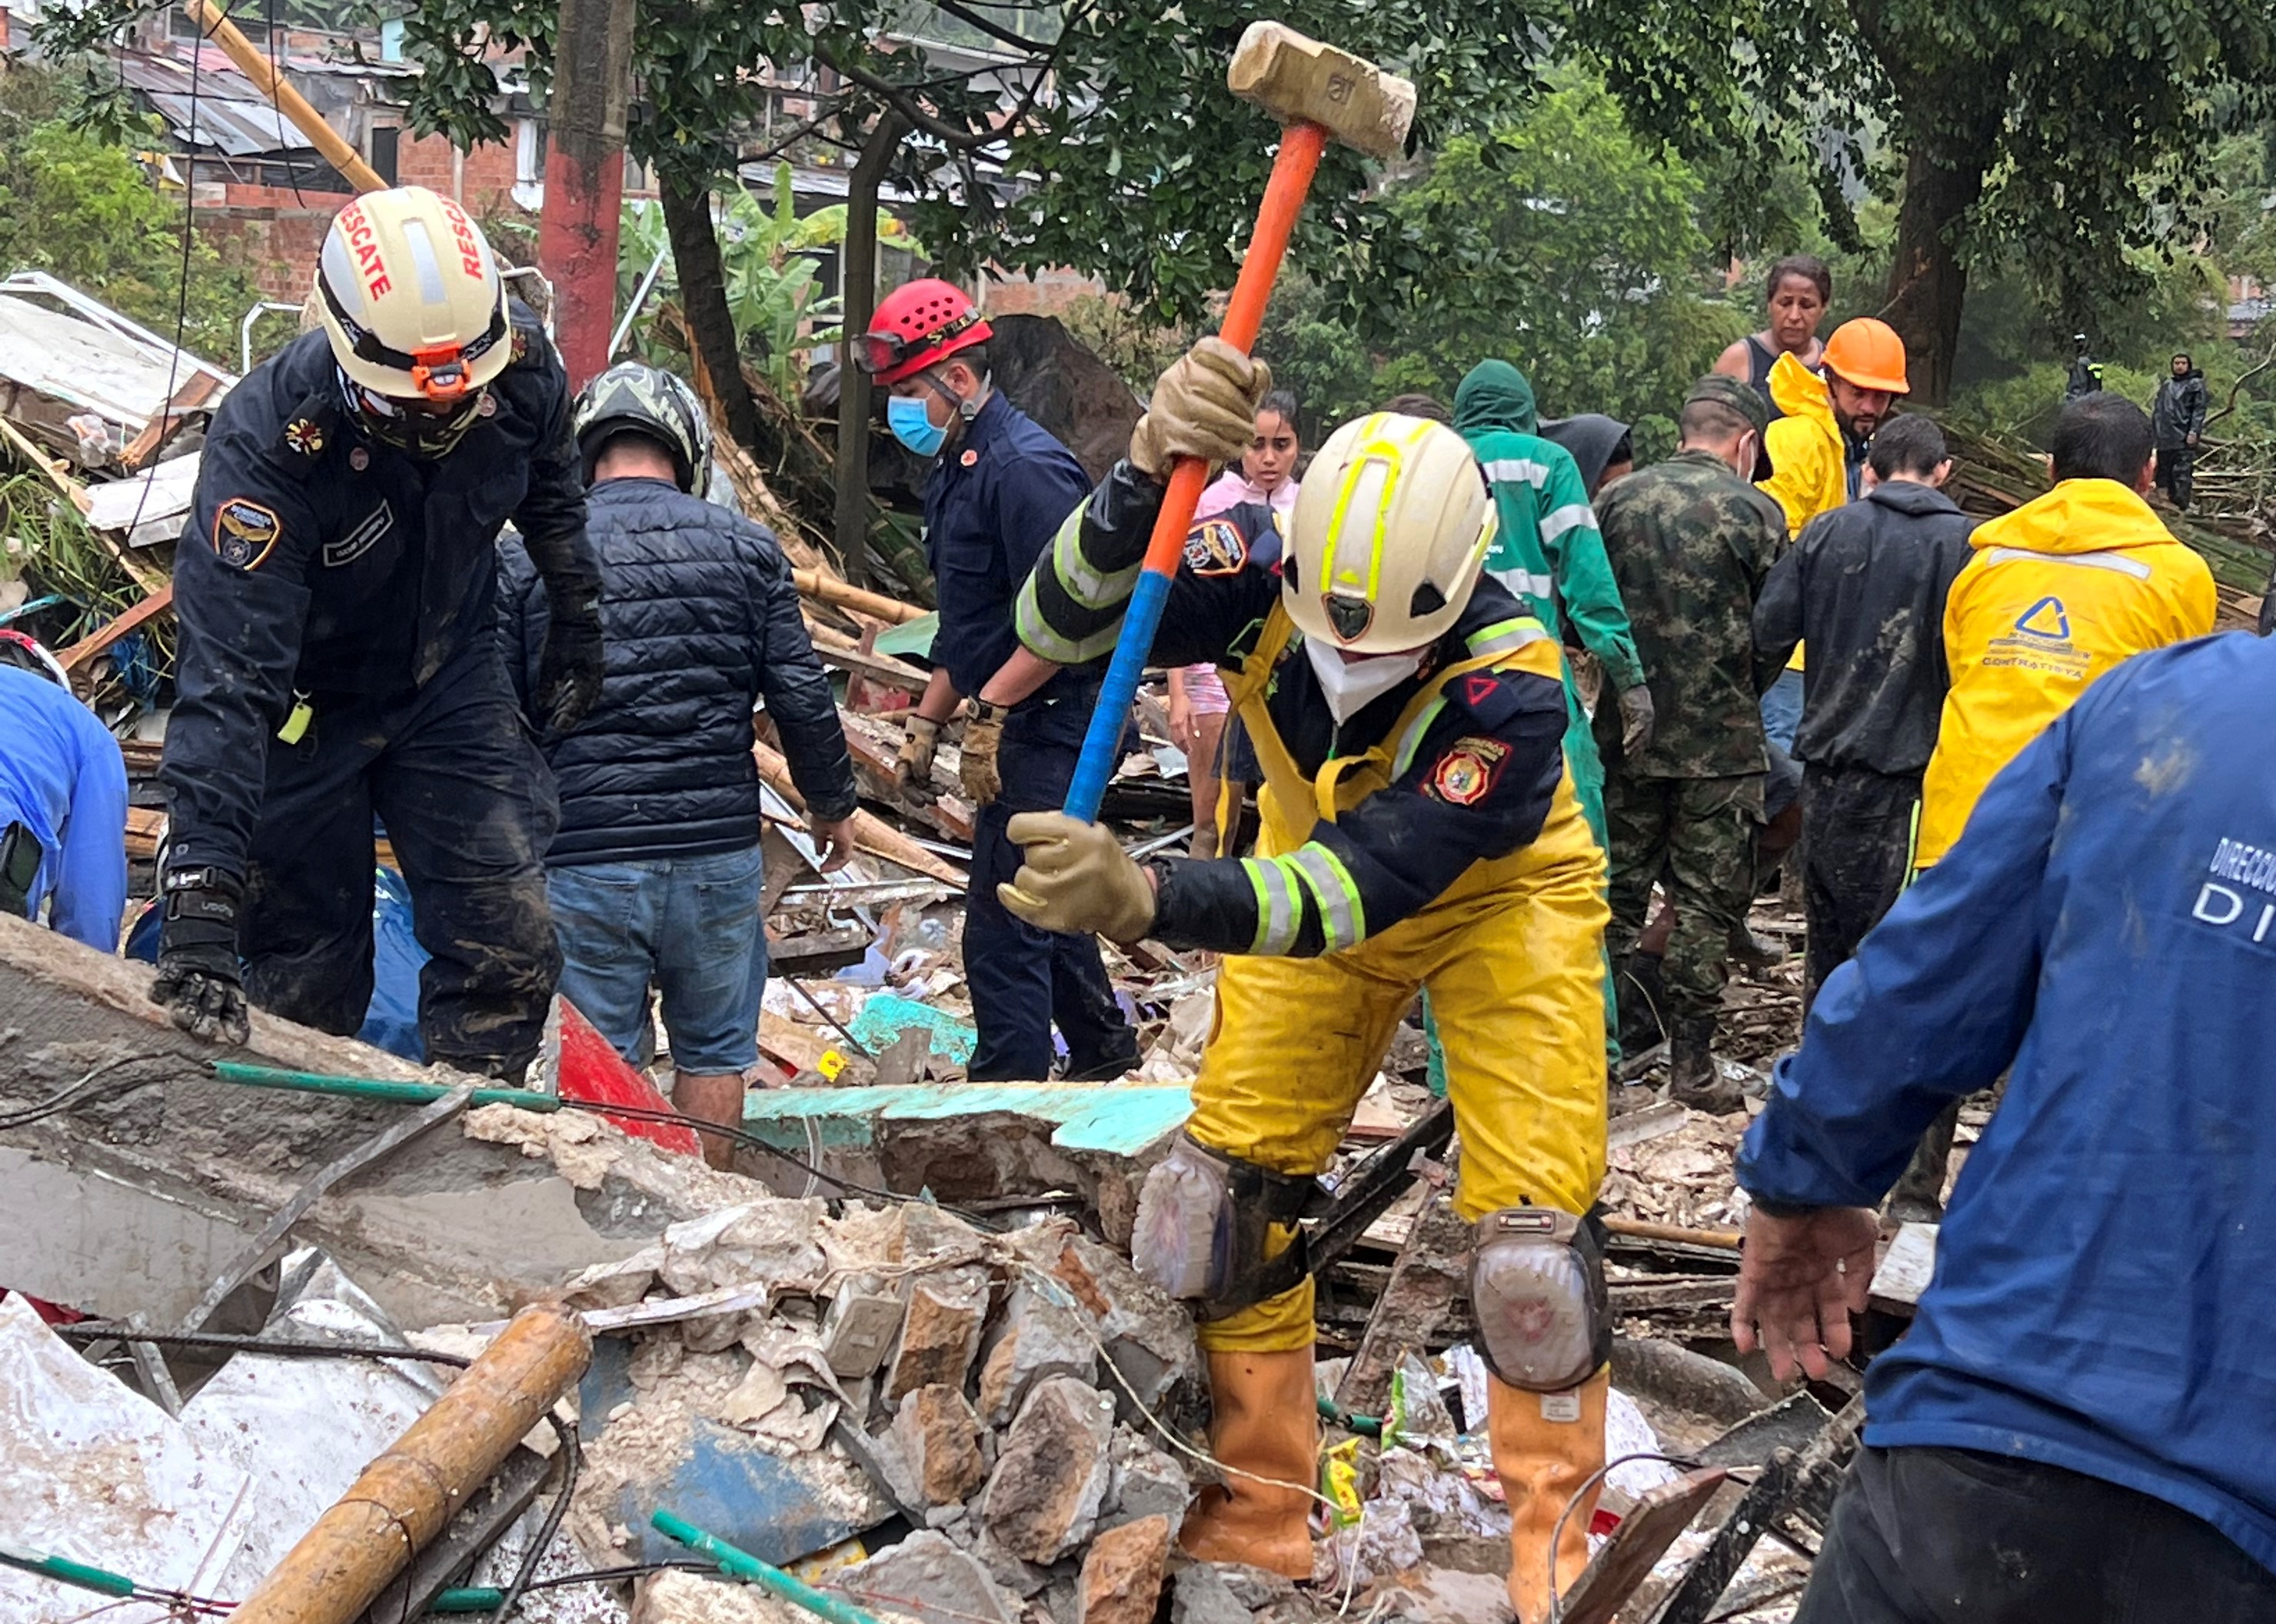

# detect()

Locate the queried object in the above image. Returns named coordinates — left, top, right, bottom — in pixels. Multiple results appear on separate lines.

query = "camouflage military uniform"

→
left=1591, top=445, right=1786, bottom=1037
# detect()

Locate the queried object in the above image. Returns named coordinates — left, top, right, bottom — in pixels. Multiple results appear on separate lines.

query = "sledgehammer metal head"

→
left=1226, top=22, right=1416, bottom=159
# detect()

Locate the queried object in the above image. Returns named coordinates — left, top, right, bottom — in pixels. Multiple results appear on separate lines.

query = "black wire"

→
left=489, top=1414, right=578, bottom=1623
left=265, top=0, right=310, bottom=210
left=118, top=2, right=208, bottom=551
left=52, top=1323, right=474, bottom=1367
left=0, top=1054, right=174, bottom=1130
left=571, top=1097, right=1000, bottom=1226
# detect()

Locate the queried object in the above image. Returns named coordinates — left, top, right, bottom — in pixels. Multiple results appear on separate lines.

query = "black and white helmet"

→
left=572, top=361, right=714, bottom=492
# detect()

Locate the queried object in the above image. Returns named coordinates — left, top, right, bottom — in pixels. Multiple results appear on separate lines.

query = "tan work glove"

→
left=999, top=812, right=1156, bottom=943
left=896, top=714, right=941, bottom=791
left=960, top=699, right=1007, bottom=805
left=1129, top=338, right=1271, bottom=481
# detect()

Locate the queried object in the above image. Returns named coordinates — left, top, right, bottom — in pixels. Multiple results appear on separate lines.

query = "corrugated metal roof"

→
left=145, top=92, right=304, bottom=157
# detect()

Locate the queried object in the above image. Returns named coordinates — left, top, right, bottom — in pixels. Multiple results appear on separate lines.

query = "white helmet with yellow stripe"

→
left=1283, top=412, right=1498, bottom=654
left=311, top=185, right=511, bottom=406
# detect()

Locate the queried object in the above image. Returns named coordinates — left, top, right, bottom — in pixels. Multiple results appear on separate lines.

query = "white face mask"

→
left=1305, top=637, right=1426, bottom=724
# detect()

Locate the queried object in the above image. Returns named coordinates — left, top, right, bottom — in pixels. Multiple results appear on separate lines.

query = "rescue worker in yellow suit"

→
left=1002, top=340, right=1612, bottom=1624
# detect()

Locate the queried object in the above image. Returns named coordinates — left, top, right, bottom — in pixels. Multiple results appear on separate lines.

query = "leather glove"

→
left=535, top=587, right=607, bottom=736
left=999, top=812, right=1156, bottom=943
left=148, top=866, right=251, bottom=1046
left=960, top=700, right=1007, bottom=806
left=1618, top=684, right=1656, bottom=755
left=897, top=714, right=942, bottom=790
left=1129, top=338, right=1270, bottom=481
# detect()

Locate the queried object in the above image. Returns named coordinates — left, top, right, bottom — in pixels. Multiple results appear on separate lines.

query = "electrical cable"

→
left=487, top=1413, right=578, bottom=1623
left=1544, top=1449, right=1717, bottom=1624
left=118, top=0, right=209, bottom=551
left=0, top=1054, right=175, bottom=1131
left=51, top=1323, right=474, bottom=1368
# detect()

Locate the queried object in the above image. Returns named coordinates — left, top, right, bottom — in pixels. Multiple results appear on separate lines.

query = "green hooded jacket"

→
left=1452, top=361, right=1645, bottom=694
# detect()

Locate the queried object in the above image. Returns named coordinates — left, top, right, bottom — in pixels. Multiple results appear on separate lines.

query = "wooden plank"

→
left=124, top=806, right=168, bottom=861
left=120, top=371, right=221, bottom=471
left=58, top=581, right=173, bottom=671
left=1557, top=1467, right=1729, bottom=1624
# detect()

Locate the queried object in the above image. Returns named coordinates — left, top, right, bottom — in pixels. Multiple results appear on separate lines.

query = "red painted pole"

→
left=536, top=0, right=636, bottom=390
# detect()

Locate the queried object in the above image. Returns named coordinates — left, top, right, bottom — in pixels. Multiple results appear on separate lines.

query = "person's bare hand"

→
left=1732, top=1204, right=1879, bottom=1382
left=811, top=816, right=858, bottom=874
left=1167, top=690, right=1195, bottom=754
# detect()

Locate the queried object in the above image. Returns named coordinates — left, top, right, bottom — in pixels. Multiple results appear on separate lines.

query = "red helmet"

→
left=856, top=278, right=993, bottom=386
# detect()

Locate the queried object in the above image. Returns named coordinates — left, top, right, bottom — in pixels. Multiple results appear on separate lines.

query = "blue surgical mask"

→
left=887, top=394, right=947, bottom=457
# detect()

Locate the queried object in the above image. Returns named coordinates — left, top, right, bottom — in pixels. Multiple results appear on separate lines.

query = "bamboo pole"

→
left=753, top=740, right=966, bottom=887
left=184, top=0, right=388, bottom=193
left=225, top=1303, right=591, bottom=1624
left=792, top=567, right=926, bottom=625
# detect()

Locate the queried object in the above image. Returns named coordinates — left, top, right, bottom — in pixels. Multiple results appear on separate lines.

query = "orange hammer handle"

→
left=1137, top=119, right=1329, bottom=578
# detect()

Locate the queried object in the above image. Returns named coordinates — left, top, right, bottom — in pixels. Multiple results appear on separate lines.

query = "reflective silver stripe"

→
left=1286, top=844, right=1364, bottom=951
left=1539, top=502, right=1598, bottom=541
left=1479, top=457, right=1552, bottom=488
left=1015, top=576, right=1118, bottom=665
left=1393, top=696, right=1449, bottom=777
left=1466, top=617, right=1551, bottom=657
left=1243, top=857, right=1302, bottom=955
left=1493, top=567, right=1557, bottom=598
left=1052, top=502, right=1142, bottom=608
left=1981, top=545, right=2152, bottom=581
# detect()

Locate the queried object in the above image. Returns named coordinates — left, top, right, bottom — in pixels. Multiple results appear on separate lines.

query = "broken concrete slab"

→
left=1100, top=1429, right=1191, bottom=1532
left=1077, top=1515, right=1170, bottom=1624
left=735, top=1083, right=1192, bottom=1243
left=834, top=1529, right=1020, bottom=1624
left=1170, top=1563, right=1254, bottom=1624
left=884, top=1265, right=990, bottom=1403
left=1003, top=1222, right=1201, bottom=1421
left=0, top=916, right=749, bottom=1328
left=980, top=1374, right=1116, bottom=1564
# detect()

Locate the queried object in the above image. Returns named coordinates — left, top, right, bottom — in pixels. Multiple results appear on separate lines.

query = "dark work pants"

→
left=963, top=685, right=1137, bottom=1081
left=2155, top=444, right=2195, bottom=508
left=1800, top=763, right=1922, bottom=1013
left=1796, top=1446, right=2276, bottom=1623
left=240, top=640, right=561, bottom=1074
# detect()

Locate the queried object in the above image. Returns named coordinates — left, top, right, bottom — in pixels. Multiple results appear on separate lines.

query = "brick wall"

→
left=978, top=265, right=1105, bottom=318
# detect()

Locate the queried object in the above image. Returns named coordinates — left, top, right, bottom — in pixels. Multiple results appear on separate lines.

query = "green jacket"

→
left=1453, top=361, right=1647, bottom=694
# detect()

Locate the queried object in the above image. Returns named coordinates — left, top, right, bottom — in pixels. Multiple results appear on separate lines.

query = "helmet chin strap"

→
left=920, top=367, right=989, bottom=424
left=341, top=368, right=486, bottom=458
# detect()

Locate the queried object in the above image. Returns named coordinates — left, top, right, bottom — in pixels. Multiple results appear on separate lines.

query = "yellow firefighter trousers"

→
left=1192, top=607, right=1610, bottom=1353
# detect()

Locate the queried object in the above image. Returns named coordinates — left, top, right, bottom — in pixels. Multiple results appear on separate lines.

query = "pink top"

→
left=1180, top=472, right=1298, bottom=713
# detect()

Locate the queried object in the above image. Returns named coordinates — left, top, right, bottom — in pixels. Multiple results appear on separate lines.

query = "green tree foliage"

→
left=1569, top=0, right=2276, bottom=402
left=0, top=70, right=257, bottom=367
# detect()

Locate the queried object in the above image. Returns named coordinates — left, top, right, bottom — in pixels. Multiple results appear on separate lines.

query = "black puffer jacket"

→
left=498, top=477, right=856, bottom=864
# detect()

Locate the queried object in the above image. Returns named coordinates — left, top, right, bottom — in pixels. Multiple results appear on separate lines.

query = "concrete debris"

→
left=822, top=1273, right=906, bottom=1379
left=888, top=1383, right=989, bottom=1507
left=632, top=1568, right=812, bottom=1624
left=1074, top=1513, right=1170, bottom=1624
left=834, top=1530, right=1021, bottom=1624
left=980, top=1375, right=1117, bottom=1564
left=977, top=1283, right=1099, bottom=1426
left=883, top=1264, right=991, bottom=1402
left=1170, top=1562, right=1256, bottom=1624
left=1100, top=1428, right=1192, bottom=1531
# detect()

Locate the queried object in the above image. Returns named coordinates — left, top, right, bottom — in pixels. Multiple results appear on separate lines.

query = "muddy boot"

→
left=1668, top=1017, right=1742, bottom=1113
left=1886, top=1100, right=1961, bottom=1223
left=1489, top=1369, right=1609, bottom=1624
left=1614, top=951, right=1668, bottom=1056
left=1726, top=919, right=1786, bottom=970
left=1179, top=1346, right=1319, bottom=1580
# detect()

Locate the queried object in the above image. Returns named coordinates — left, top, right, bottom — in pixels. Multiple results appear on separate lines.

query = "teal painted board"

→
left=737, top=1082, right=1193, bottom=1160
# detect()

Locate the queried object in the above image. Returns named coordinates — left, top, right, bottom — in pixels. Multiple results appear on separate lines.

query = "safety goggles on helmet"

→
left=851, top=307, right=986, bottom=378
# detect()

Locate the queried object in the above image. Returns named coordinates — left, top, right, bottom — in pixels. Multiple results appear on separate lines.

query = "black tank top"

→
left=1745, top=334, right=1787, bottom=422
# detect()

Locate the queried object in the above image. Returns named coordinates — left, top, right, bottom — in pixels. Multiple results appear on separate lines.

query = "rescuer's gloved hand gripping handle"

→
left=148, top=867, right=251, bottom=1047
left=536, top=586, right=607, bottom=737
left=999, top=812, right=1156, bottom=943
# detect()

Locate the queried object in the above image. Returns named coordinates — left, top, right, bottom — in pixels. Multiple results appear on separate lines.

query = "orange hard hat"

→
left=1820, top=318, right=1909, bottom=394
left=857, top=278, right=992, bottom=386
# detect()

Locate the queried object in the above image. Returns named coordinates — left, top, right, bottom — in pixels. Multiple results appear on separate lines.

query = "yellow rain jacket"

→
left=1756, top=351, right=1855, bottom=671
left=1915, top=479, right=2218, bottom=867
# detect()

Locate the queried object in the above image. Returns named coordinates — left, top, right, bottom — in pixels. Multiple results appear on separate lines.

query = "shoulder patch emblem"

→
left=212, top=498, right=282, bottom=571
left=1463, top=673, right=1500, bottom=706
left=510, top=325, right=531, bottom=364
left=1427, top=736, right=1510, bottom=806
left=1183, top=518, right=1249, bottom=577
left=283, top=417, right=326, bottom=457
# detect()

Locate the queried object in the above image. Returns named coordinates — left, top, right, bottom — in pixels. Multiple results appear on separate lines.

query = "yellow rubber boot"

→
left=1178, top=1346, right=1319, bottom=1580
left=1488, top=1366, right=1609, bottom=1624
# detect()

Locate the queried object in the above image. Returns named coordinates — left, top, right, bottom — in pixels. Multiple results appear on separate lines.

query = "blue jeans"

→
left=1762, top=666, right=1805, bottom=754
left=547, top=841, right=767, bottom=1073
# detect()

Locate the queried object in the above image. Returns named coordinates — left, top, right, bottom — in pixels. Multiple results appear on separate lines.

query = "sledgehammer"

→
left=1062, top=23, right=1416, bottom=820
